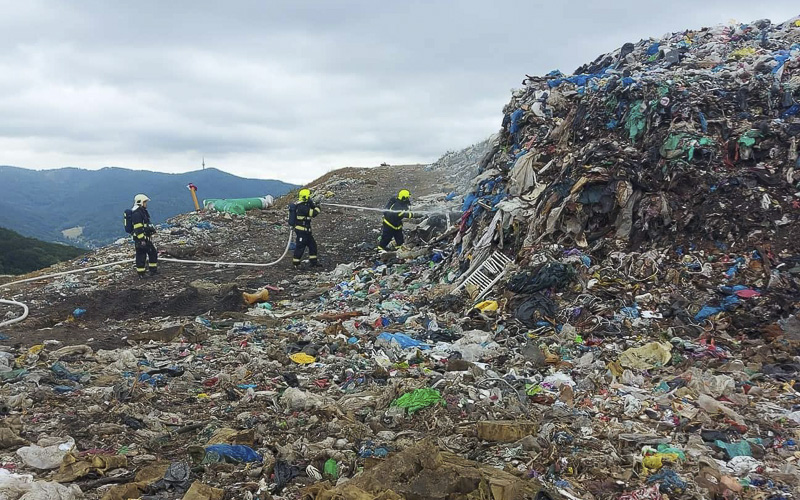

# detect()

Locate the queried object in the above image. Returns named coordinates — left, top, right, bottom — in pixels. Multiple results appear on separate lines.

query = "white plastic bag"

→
left=16, top=437, right=75, bottom=470
left=0, top=469, right=33, bottom=499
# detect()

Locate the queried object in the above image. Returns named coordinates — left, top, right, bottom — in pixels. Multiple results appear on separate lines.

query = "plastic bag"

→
left=289, top=353, right=316, bottom=364
left=202, top=444, right=262, bottom=464
left=16, top=437, right=75, bottom=470
left=696, top=394, right=744, bottom=424
left=376, top=332, right=430, bottom=350
left=727, top=456, right=762, bottom=476
left=618, top=342, right=672, bottom=370
left=274, top=460, right=300, bottom=492
left=685, top=368, right=735, bottom=398
left=391, top=388, right=443, bottom=414
left=0, top=469, right=33, bottom=497
left=714, top=439, right=759, bottom=459
left=19, top=481, right=83, bottom=500
left=542, top=372, right=575, bottom=388
left=323, top=458, right=339, bottom=479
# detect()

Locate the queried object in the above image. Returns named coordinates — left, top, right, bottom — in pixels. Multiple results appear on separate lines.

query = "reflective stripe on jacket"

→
left=382, top=197, right=412, bottom=229
left=131, top=207, right=154, bottom=240
left=294, top=201, right=320, bottom=231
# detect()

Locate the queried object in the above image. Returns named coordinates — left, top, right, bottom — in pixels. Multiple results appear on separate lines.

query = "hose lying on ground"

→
left=0, top=229, right=293, bottom=328
left=0, top=299, right=28, bottom=328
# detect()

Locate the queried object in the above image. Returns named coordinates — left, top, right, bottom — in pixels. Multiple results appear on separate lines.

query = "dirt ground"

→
left=0, top=164, right=449, bottom=350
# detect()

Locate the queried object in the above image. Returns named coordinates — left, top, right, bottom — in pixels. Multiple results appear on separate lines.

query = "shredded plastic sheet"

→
left=391, top=388, right=443, bottom=414
left=376, top=332, right=430, bottom=350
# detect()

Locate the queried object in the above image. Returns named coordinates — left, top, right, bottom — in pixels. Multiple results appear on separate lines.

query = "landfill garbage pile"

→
left=1, top=17, right=800, bottom=500
left=436, top=14, right=800, bottom=500
left=459, top=16, right=800, bottom=257
left=427, top=135, right=497, bottom=195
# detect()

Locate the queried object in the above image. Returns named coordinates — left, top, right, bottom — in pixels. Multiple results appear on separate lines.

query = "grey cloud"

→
left=0, top=1, right=797, bottom=182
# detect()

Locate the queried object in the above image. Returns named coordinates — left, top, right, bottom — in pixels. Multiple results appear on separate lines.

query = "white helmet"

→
left=133, top=194, right=150, bottom=209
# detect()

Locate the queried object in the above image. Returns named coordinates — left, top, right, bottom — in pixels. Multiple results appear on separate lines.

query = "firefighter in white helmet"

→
left=130, top=194, right=158, bottom=278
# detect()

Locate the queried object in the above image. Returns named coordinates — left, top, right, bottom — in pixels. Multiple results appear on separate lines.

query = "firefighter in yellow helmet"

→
left=289, top=188, right=321, bottom=267
left=378, top=189, right=413, bottom=252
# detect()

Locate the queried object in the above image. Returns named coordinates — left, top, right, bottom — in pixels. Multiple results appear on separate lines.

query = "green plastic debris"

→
left=525, top=384, right=543, bottom=396
left=657, top=444, right=686, bottom=460
left=391, top=388, right=443, bottom=414
left=0, top=369, right=27, bottom=381
left=323, top=458, right=339, bottom=479
left=660, top=133, right=713, bottom=161
left=714, top=439, right=761, bottom=459
left=738, top=129, right=762, bottom=147
left=654, top=381, right=670, bottom=393
left=625, top=100, right=647, bottom=141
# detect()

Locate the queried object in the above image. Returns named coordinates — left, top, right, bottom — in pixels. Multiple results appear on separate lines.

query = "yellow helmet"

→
left=398, top=189, right=410, bottom=200
left=298, top=188, right=311, bottom=202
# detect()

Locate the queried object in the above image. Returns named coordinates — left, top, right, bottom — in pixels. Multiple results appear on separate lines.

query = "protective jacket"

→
left=131, top=207, right=155, bottom=242
left=382, top=197, right=412, bottom=230
left=294, top=200, right=320, bottom=232
left=131, top=206, right=158, bottom=276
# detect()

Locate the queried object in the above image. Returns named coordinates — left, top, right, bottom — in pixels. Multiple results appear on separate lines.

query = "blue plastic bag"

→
left=376, top=332, right=430, bottom=350
left=204, top=444, right=262, bottom=463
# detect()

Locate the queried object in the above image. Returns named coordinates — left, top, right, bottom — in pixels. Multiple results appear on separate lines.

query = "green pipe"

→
left=203, top=196, right=274, bottom=215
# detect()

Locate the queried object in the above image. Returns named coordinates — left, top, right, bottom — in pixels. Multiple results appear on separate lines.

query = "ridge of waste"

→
left=0, top=15, right=799, bottom=500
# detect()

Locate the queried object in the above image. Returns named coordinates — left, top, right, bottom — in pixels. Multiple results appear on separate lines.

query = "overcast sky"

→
left=0, top=1, right=797, bottom=184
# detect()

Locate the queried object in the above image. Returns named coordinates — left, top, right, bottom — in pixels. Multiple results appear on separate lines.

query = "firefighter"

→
left=378, top=189, right=413, bottom=252
left=291, top=188, right=321, bottom=267
left=131, top=194, right=158, bottom=278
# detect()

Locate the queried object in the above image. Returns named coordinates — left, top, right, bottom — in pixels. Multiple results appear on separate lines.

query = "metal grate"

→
left=451, top=250, right=513, bottom=302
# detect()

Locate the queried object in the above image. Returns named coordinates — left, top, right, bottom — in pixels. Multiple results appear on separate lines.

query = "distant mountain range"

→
left=0, top=166, right=296, bottom=248
left=0, top=226, right=86, bottom=275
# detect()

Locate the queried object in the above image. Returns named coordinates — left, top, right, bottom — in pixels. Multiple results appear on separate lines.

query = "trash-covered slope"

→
left=0, top=164, right=489, bottom=500
left=441, top=15, right=800, bottom=500
left=460, top=16, right=800, bottom=254
left=426, top=135, right=498, bottom=195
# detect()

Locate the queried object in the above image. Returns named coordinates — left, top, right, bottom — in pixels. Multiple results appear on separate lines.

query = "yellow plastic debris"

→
left=730, top=47, right=756, bottom=59
left=290, top=353, right=316, bottom=364
left=242, top=289, right=269, bottom=305
left=618, top=342, right=672, bottom=370
left=642, top=454, right=664, bottom=472
left=15, top=344, right=45, bottom=366
left=474, top=300, right=499, bottom=312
